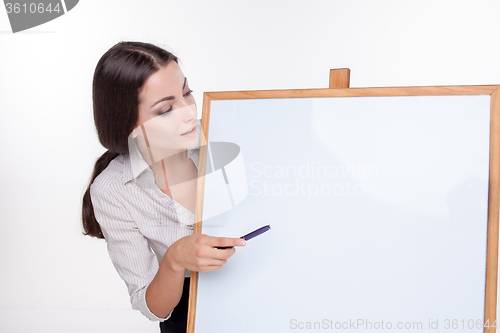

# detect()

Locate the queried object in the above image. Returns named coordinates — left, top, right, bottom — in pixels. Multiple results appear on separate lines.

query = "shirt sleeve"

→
left=90, top=185, right=173, bottom=322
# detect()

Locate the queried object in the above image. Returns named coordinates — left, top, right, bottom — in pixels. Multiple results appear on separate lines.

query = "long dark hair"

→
left=82, top=41, right=178, bottom=238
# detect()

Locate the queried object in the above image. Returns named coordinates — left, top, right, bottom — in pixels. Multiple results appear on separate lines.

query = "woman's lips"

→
left=181, top=125, right=197, bottom=136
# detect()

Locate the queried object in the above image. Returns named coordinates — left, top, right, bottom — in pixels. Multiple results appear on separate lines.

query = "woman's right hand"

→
left=164, top=234, right=246, bottom=273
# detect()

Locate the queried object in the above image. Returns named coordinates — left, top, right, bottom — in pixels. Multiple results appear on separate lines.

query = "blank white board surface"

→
left=193, top=92, right=496, bottom=333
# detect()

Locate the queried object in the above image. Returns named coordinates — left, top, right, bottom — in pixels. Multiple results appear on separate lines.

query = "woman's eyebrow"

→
left=150, top=77, right=187, bottom=108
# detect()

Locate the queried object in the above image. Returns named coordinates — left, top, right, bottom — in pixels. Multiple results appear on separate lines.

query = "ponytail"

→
left=82, top=150, right=120, bottom=239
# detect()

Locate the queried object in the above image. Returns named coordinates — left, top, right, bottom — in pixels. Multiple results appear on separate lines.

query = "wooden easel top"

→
left=329, top=68, right=351, bottom=89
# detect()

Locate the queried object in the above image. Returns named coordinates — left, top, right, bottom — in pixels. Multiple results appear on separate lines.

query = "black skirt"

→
left=159, top=277, right=190, bottom=333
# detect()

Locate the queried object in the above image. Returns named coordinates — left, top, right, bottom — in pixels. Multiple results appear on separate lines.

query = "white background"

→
left=0, top=0, right=499, bottom=332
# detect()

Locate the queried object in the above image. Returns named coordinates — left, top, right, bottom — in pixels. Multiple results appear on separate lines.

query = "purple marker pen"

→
left=215, top=225, right=271, bottom=249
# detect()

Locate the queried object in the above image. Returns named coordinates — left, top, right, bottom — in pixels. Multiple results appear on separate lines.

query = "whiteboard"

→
left=190, top=88, right=500, bottom=333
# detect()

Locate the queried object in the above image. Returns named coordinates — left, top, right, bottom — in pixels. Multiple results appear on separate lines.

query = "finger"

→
left=192, top=258, right=227, bottom=272
left=208, top=247, right=236, bottom=260
left=195, top=257, right=228, bottom=267
left=211, top=236, right=246, bottom=248
left=199, top=265, right=224, bottom=273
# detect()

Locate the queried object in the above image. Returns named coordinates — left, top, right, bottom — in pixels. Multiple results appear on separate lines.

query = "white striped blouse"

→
left=89, top=120, right=201, bottom=322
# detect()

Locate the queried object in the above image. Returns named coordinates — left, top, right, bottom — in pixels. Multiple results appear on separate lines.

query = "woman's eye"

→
left=159, top=107, right=172, bottom=116
left=158, top=91, right=192, bottom=116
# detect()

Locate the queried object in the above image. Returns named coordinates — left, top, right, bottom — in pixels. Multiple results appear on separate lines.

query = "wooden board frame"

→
left=187, top=84, right=500, bottom=333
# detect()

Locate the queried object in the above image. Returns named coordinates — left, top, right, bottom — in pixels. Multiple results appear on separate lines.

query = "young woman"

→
left=81, top=41, right=246, bottom=333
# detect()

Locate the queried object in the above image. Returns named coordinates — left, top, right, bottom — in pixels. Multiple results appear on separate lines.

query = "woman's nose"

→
left=180, top=102, right=198, bottom=120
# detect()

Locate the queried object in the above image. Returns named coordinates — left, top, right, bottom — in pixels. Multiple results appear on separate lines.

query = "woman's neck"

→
left=149, top=150, right=193, bottom=191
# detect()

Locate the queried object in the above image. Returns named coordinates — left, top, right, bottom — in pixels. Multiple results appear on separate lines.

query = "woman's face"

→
left=131, top=61, right=198, bottom=162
